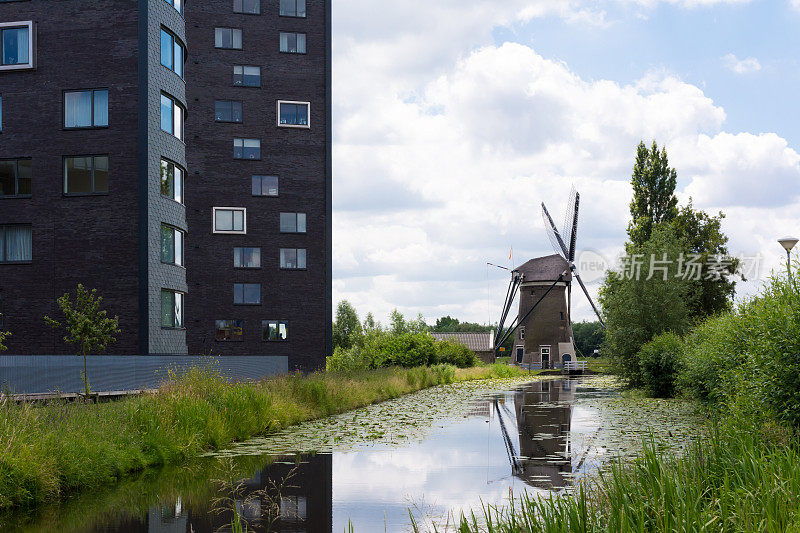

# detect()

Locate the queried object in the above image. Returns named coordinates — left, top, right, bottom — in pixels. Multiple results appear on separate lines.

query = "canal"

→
left=2, top=376, right=701, bottom=532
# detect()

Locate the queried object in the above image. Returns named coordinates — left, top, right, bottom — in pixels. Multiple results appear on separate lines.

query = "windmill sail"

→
left=542, top=203, right=569, bottom=259
left=542, top=193, right=605, bottom=327
left=561, top=187, right=578, bottom=261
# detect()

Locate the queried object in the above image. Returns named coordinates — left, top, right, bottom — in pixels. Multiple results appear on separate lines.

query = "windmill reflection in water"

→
left=492, top=379, right=580, bottom=490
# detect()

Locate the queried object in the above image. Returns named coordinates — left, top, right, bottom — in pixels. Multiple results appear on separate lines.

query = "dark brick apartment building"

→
left=0, top=0, right=331, bottom=392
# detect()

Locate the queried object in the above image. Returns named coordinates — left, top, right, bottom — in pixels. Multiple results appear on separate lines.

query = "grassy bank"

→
left=0, top=363, right=525, bottom=511
left=449, top=418, right=800, bottom=532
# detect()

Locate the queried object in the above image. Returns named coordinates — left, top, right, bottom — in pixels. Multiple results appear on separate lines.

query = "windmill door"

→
left=515, top=346, right=524, bottom=364
left=540, top=346, right=551, bottom=369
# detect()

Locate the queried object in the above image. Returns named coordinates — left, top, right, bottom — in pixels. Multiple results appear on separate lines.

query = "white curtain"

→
left=65, top=91, right=92, bottom=128
left=4, top=226, right=32, bottom=262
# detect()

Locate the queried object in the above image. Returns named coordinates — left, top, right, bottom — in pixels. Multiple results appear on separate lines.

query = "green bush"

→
left=433, top=340, right=476, bottom=368
left=326, top=345, right=371, bottom=372
left=327, top=332, right=478, bottom=371
left=678, top=268, right=800, bottom=427
left=681, top=312, right=747, bottom=406
left=637, top=332, right=684, bottom=398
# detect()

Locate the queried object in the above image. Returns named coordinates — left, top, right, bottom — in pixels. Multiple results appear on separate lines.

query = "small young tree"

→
left=44, top=284, right=120, bottom=396
left=389, top=309, right=407, bottom=335
left=332, top=300, right=362, bottom=351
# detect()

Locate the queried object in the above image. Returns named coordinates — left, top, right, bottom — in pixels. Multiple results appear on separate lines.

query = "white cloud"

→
left=722, top=53, right=763, bottom=74
left=332, top=1, right=799, bottom=324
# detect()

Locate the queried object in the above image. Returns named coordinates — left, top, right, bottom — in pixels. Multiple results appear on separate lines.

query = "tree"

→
left=432, top=315, right=494, bottom=333
left=332, top=300, right=362, bottom=351
left=0, top=314, right=9, bottom=352
left=671, top=200, right=738, bottom=318
left=362, top=312, right=379, bottom=334
left=407, top=313, right=429, bottom=334
left=572, top=321, right=605, bottom=356
left=389, top=309, right=407, bottom=335
left=599, top=225, right=694, bottom=386
left=628, top=141, right=679, bottom=247
left=44, top=284, right=120, bottom=396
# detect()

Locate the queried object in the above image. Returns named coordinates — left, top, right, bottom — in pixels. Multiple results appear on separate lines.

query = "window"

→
left=213, top=207, right=246, bottom=234
left=64, top=156, right=108, bottom=195
left=1, top=21, right=33, bottom=70
left=160, top=94, right=185, bottom=140
left=216, top=319, right=243, bottom=341
left=215, top=27, right=242, bottom=49
left=233, top=65, right=260, bottom=87
left=160, top=28, right=185, bottom=77
left=215, top=100, right=243, bottom=123
left=280, top=248, right=306, bottom=269
left=234, top=247, right=261, bottom=268
left=0, top=159, right=31, bottom=197
left=1, top=95, right=3, bottom=131
left=279, top=32, right=306, bottom=53
left=233, top=138, right=260, bottom=160
left=161, top=224, right=185, bottom=266
left=280, top=213, right=306, bottom=233
left=0, top=225, right=32, bottom=263
left=278, top=101, right=310, bottom=128
left=160, top=159, right=184, bottom=203
left=279, top=0, right=306, bottom=17
left=233, top=0, right=260, bottom=14
left=252, top=175, right=278, bottom=196
left=263, top=320, right=288, bottom=341
left=64, top=89, right=108, bottom=128
left=234, top=283, right=261, bottom=305
left=161, top=289, right=184, bottom=328
left=520, top=326, right=525, bottom=340
left=163, top=0, right=183, bottom=15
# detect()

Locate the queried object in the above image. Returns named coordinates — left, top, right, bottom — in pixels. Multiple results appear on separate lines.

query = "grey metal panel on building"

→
left=0, top=355, right=288, bottom=394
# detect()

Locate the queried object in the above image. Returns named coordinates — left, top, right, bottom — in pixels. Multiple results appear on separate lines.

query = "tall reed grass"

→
left=0, top=363, right=524, bottom=511
left=447, top=418, right=800, bottom=532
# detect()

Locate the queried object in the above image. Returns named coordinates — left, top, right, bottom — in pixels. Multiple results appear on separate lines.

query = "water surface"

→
left=3, top=376, right=701, bottom=532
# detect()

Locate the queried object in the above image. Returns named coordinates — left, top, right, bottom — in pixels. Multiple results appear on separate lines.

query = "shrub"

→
left=326, top=345, right=372, bottom=372
left=679, top=268, right=800, bottom=427
left=369, top=332, right=437, bottom=368
left=329, top=333, right=480, bottom=371
left=637, top=332, right=684, bottom=398
left=434, top=340, right=476, bottom=368
left=681, top=312, right=747, bottom=406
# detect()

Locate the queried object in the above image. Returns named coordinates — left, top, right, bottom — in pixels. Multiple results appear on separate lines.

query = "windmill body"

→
left=513, top=254, right=575, bottom=368
left=493, top=188, right=604, bottom=367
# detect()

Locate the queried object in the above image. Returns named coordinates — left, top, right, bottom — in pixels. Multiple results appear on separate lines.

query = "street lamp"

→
left=778, top=237, right=799, bottom=279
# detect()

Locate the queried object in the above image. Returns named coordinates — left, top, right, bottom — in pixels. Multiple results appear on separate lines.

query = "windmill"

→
left=494, top=188, right=604, bottom=368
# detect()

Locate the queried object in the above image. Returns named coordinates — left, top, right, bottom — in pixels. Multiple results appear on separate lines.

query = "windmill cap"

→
left=778, top=237, right=799, bottom=251
left=516, top=254, right=572, bottom=282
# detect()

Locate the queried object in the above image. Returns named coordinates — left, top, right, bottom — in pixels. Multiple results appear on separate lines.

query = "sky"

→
left=331, top=0, right=800, bottom=325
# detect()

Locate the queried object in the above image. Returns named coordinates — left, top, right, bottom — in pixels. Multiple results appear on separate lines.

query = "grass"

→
left=0, top=363, right=525, bottom=512
left=445, top=418, right=800, bottom=533
left=586, top=357, right=614, bottom=374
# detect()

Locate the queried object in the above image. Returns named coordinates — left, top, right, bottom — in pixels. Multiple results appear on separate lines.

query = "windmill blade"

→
left=568, top=192, right=580, bottom=263
left=572, top=269, right=605, bottom=327
left=561, top=187, right=578, bottom=260
left=542, top=203, right=569, bottom=259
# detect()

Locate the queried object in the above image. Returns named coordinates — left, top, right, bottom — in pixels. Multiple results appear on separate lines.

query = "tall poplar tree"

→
left=628, top=141, right=679, bottom=247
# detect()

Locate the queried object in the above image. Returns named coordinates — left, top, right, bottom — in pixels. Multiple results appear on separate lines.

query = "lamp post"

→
left=778, top=237, right=798, bottom=280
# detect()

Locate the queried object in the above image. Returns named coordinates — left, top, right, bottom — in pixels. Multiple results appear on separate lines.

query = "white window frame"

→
left=0, top=21, right=35, bottom=71
left=277, top=100, right=310, bottom=129
left=213, top=207, right=247, bottom=234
